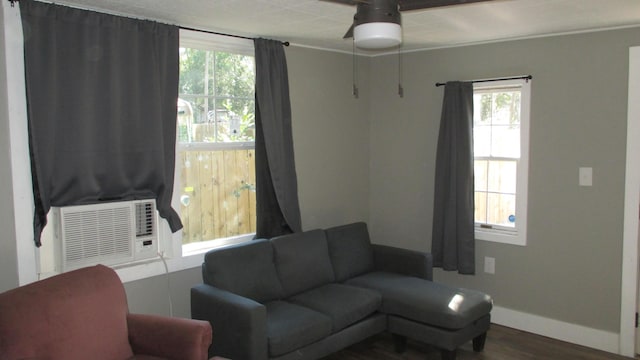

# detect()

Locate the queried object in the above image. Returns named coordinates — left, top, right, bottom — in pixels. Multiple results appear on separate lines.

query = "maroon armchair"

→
left=0, top=264, right=212, bottom=360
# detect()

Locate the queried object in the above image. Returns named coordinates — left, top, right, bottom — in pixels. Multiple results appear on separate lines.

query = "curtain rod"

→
left=179, top=26, right=289, bottom=47
left=435, top=75, right=532, bottom=87
left=6, top=0, right=289, bottom=46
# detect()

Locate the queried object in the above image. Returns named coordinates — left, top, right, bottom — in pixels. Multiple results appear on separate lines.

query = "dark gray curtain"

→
left=20, top=0, right=182, bottom=246
left=431, top=81, right=475, bottom=274
left=254, top=38, right=302, bottom=238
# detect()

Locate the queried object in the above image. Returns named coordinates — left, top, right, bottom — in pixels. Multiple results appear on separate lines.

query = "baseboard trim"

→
left=491, top=306, right=620, bottom=355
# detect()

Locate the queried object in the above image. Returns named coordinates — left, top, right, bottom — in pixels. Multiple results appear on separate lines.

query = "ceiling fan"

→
left=322, top=0, right=494, bottom=49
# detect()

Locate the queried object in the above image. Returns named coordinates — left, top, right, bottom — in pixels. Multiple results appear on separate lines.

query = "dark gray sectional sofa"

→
left=191, top=222, right=492, bottom=360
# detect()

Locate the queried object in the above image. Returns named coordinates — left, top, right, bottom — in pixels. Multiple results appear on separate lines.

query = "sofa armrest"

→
left=127, top=313, right=212, bottom=360
left=191, top=283, right=268, bottom=360
left=372, top=244, right=433, bottom=281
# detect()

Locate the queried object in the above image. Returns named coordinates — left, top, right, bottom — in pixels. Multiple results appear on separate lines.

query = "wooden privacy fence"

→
left=179, top=148, right=256, bottom=244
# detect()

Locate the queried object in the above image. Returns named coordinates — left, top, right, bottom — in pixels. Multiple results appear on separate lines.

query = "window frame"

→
left=174, top=29, right=257, bottom=258
left=473, top=78, right=531, bottom=246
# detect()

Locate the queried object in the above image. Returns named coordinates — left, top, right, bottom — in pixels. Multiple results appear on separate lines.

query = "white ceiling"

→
left=51, top=0, right=640, bottom=53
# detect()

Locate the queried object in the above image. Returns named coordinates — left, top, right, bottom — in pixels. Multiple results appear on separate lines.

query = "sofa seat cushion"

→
left=265, top=300, right=333, bottom=357
left=346, top=272, right=492, bottom=330
left=288, top=283, right=382, bottom=332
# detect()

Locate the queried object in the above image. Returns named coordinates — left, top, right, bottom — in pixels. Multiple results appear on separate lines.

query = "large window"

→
left=473, top=79, right=530, bottom=246
left=176, top=31, right=256, bottom=254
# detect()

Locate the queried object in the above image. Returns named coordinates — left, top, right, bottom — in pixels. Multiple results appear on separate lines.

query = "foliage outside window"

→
left=473, top=79, right=530, bottom=246
left=176, top=33, right=256, bottom=252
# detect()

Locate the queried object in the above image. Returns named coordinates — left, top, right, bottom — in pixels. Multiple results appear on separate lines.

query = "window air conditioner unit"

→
left=52, top=199, right=159, bottom=271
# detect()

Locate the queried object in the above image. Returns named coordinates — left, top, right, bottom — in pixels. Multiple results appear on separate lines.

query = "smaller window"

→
left=473, top=79, right=530, bottom=246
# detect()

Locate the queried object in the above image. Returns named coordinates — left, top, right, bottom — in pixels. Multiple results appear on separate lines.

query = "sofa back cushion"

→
left=0, top=265, right=134, bottom=360
left=203, top=239, right=284, bottom=303
left=271, top=229, right=336, bottom=297
left=325, top=222, right=375, bottom=282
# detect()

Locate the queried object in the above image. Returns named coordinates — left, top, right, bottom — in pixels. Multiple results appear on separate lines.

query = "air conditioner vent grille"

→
left=61, top=207, right=132, bottom=266
left=54, top=199, right=158, bottom=271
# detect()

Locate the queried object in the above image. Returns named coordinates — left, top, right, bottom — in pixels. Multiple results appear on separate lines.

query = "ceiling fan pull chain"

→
left=398, top=45, right=404, bottom=98
left=353, top=39, right=359, bottom=99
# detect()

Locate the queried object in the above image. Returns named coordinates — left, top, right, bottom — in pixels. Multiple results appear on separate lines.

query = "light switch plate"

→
left=484, top=257, right=495, bottom=274
left=579, top=167, right=593, bottom=186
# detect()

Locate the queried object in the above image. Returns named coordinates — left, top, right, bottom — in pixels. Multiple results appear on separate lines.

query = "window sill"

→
left=38, top=253, right=204, bottom=284
left=113, top=252, right=205, bottom=283
left=115, top=234, right=254, bottom=283
left=35, top=234, right=256, bottom=284
left=182, top=233, right=254, bottom=257
left=476, top=229, right=526, bottom=246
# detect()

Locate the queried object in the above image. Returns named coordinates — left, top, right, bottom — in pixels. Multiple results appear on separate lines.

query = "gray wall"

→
left=287, top=46, right=371, bottom=231
left=124, top=267, right=202, bottom=317
left=368, top=28, right=640, bottom=333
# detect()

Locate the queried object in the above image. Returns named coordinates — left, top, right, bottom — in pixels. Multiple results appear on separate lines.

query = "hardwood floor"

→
left=323, top=324, right=633, bottom=360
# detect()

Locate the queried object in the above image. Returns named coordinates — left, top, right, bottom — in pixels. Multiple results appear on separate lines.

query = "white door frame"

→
left=620, top=46, right=640, bottom=357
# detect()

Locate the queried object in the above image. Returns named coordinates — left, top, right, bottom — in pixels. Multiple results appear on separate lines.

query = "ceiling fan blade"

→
left=343, top=23, right=355, bottom=39
left=319, top=0, right=369, bottom=5
left=399, top=0, right=494, bottom=11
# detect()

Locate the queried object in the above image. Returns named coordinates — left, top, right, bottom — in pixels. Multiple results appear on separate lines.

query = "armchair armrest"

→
left=127, top=313, right=212, bottom=360
left=191, top=283, right=268, bottom=360
left=372, top=244, right=433, bottom=281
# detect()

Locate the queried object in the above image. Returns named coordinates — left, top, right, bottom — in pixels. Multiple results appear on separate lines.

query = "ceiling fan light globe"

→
left=354, top=22, right=402, bottom=49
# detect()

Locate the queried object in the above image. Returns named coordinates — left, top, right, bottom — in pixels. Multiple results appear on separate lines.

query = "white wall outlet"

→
left=579, top=167, right=593, bottom=186
left=484, top=257, right=495, bottom=274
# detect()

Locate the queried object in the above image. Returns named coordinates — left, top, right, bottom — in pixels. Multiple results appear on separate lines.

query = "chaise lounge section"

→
left=191, top=222, right=492, bottom=360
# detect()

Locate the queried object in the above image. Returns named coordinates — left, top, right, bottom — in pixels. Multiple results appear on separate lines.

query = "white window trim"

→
left=180, top=29, right=254, bottom=56
left=178, top=141, right=255, bottom=151
left=171, top=30, right=257, bottom=263
left=182, top=233, right=254, bottom=257
left=474, top=78, right=530, bottom=246
left=4, top=2, right=40, bottom=286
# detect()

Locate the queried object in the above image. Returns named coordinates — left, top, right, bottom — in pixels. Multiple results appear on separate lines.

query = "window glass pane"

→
left=491, top=124, right=520, bottom=158
left=490, top=91, right=521, bottom=125
left=179, top=49, right=255, bottom=146
left=215, top=52, right=255, bottom=98
left=486, top=193, right=516, bottom=227
left=178, top=96, right=219, bottom=142
left=487, top=160, right=516, bottom=193
left=474, top=93, right=493, bottom=126
left=178, top=149, right=256, bottom=243
left=193, top=123, right=218, bottom=143
left=474, top=192, right=487, bottom=224
left=215, top=98, right=255, bottom=142
left=179, top=48, right=206, bottom=95
left=177, top=43, right=256, bottom=246
left=179, top=96, right=210, bottom=125
left=474, top=160, right=488, bottom=191
left=177, top=98, right=193, bottom=143
left=474, top=126, right=491, bottom=157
